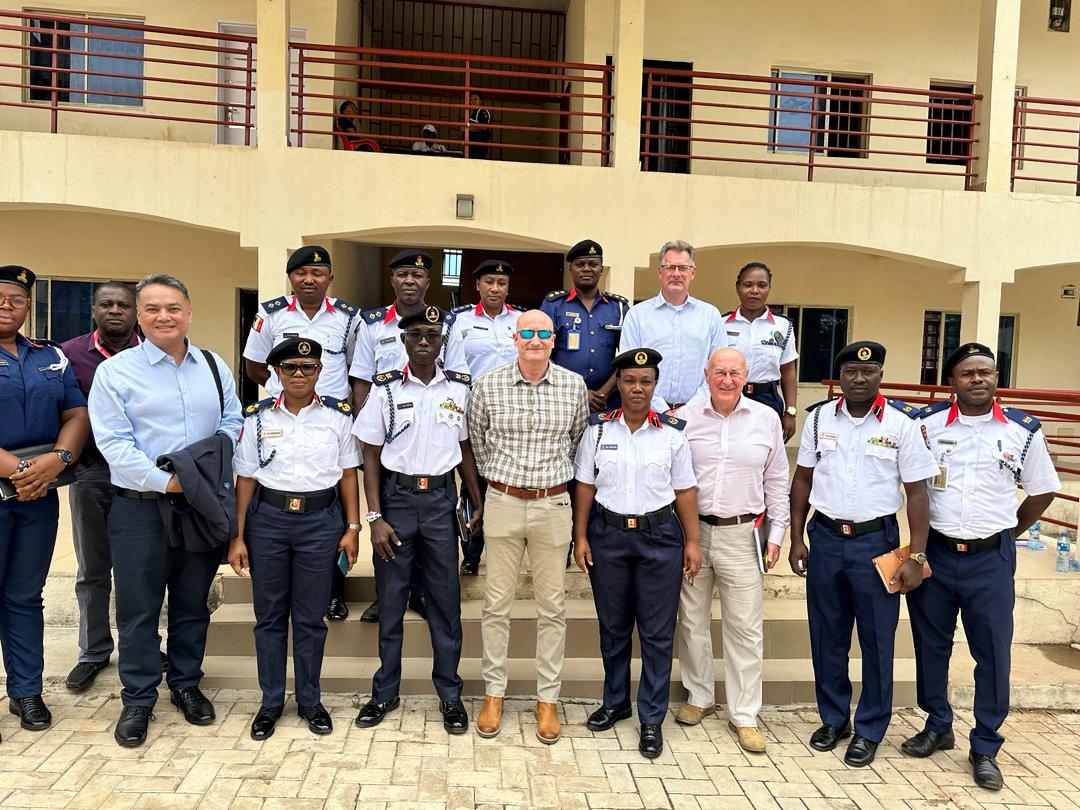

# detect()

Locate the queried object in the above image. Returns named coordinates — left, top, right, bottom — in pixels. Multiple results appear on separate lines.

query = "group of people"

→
left=0, top=236, right=1057, bottom=792
left=336, top=92, right=492, bottom=157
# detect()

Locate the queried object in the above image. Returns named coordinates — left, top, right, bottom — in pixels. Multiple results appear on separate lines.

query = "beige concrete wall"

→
left=1003, top=264, right=1080, bottom=390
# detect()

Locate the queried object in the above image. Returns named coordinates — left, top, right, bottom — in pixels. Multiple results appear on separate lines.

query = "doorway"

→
left=238, top=288, right=259, bottom=406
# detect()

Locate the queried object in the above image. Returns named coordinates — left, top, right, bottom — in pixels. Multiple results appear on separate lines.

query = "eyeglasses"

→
left=278, top=362, right=320, bottom=377
left=659, top=264, right=694, bottom=274
left=707, top=369, right=745, bottom=380
left=402, top=330, right=443, bottom=343
left=0, top=294, right=29, bottom=309
left=517, top=329, right=554, bottom=340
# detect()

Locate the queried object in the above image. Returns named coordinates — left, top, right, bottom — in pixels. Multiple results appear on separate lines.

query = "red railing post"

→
left=49, top=34, right=58, bottom=133
left=463, top=58, right=471, bottom=157
left=295, top=47, right=304, bottom=147
left=1009, top=94, right=1020, bottom=191
left=642, top=69, right=653, bottom=170
left=243, top=41, right=254, bottom=146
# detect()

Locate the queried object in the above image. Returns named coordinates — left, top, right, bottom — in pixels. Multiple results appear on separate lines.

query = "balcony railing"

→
left=290, top=42, right=613, bottom=164
left=641, top=68, right=982, bottom=189
left=0, top=9, right=255, bottom=143
left=1012, top=94, right=1080, bottom=193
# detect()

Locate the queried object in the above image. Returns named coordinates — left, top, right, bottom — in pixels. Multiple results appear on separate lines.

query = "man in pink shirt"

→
left=674, top=348, right=790, bottom=753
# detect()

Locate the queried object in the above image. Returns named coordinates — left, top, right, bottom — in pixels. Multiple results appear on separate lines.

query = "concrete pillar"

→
left=610, top=0, right=645, bottom=172
left=256, top=0, right=292, bottom=150
left=257, top=241, right=294, bottom=301
left=601, top=244, right=648, bottom=301
left=960, top=278, right=1002, bottom=348
left=971, top=0, right=1021, bottom=192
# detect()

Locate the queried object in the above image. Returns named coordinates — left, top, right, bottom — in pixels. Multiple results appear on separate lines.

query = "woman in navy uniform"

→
left=228, top=338, right=361, bottom=741
left=0, top=265, right=90, bottom=734
left=572, top=348, right=701, bottom=760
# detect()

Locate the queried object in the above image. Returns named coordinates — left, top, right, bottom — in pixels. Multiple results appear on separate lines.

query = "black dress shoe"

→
left=440, top=699, right=469, bottom=734
left=9, top=695, right=52, bottom=731
left=969, top=751, right=1004, bottom=790
left=355, top=696, right=400, bottom=728
left=586, top=705, right=633, bottom=732
left=639, top=723, right=663, bottom=759
left=298, top=703, right=333, bottom=735
left=160, top=650, right=169, bottom=673
left=459, top=560, right=479, bottom=576
left=901, top=728, right=955, bottom=758
left=809, top=721, right=852, bottom=751
left=325, top=598, right=349, bottom=622
left=114, top=706, right=154, bottom=748
left=250, top=706, right=283, bottom=741
left=360, top=601, right=379, bottom=623
left=170, top=686, right=215, bottom=726
left=408, top=594, right=428, bottom=621
left=66, top=660, right=108, bottom=692
left=844, top=735, right=878, bottom=767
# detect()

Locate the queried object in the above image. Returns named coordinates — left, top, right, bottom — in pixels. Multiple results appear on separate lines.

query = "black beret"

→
left=399, top=306, right=448, bottom=330
left=0, top=265, right=35, bottom=294
left=612, top=347, right=663, bottom=371
left=267, top=337, right=322, bottom=366
left=566, top=239, right=603, bottom=263
left=388, top=249, right=433, bottom=271
left=942, top=342, right=995, bottom=379
left=473, top=258, right=513, bottom=277
left=286, top=245, right=331, bottom=274
left=834, top=340, right=886, bottom=367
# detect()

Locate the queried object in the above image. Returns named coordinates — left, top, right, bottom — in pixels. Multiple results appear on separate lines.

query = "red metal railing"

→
left=290, top=42, right=613, bottom=163
left=821, top=380, right=1080, bottom=531
left=0, top=9, right=255, bottom=143
left=641, top=68, right=982, bottom=189
left=1011, top=94, right=1080, bottom=192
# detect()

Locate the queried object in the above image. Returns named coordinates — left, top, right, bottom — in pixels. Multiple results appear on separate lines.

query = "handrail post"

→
left=463, top=58, right=471, bottom=157
left=295, top=47, right=304, bottom=147
left=1009, top=94, right=1019, bottom=191
left=49, top=31, right=58, bottom=133
left=244, top=41, right=254, bottom=146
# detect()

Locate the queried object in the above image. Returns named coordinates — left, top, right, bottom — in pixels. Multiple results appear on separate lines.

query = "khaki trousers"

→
left=480, top=486, right=572, bottom=701
left=677, top=521, right=764, bottom=726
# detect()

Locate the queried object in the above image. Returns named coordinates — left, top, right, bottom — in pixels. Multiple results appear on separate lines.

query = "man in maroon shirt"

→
left=60, top=282, right=143, bottom=692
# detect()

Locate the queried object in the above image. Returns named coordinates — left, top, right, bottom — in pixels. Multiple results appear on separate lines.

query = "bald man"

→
left=674, top=348, right=790, bottom=753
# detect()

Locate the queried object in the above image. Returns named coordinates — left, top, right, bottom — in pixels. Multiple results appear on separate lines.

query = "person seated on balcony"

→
left=464, top=91, right=492, bottom=159
left=412, top=123, right=448, bottom=154
left=335, top=101, right=379, bottom=152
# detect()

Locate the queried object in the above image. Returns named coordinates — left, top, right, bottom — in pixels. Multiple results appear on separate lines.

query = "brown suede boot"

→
left=535, top=701, right=561, bottom=744
left=475, top=696, right=503, bottom=738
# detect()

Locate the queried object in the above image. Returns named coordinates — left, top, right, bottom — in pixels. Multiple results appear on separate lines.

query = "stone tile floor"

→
left=0, top=689, right=1077, bottom=809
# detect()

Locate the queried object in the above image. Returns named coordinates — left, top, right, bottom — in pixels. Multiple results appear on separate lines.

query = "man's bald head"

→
left=514, top=309, right=555, bottom=366
left=516, top=309, right=553, bottom=332
left=707, top=347, right=747, bottom=374
left=705, top=347, right=747, bottom=411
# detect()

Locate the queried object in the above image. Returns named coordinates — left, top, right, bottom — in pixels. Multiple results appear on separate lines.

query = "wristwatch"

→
left=365, top=511, right=382, bottom=523
left=54, top=449, right=74, bottom=466
left=784, top=406, right=798, bottom=417
left=347, top=523, right=362, bottom=532
left=910, top=551, right=928, bottom=564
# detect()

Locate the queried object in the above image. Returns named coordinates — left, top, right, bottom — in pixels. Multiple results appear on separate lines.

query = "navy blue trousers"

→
left=0, top=491, right=59, bottom=698
left=372, top=479, right=462, bottom=702
left=806, top=513, right=901, bottom=743
left=587, top=506, right=684, bottom=725
left=906, top=531, right=1015, bottom=756
left=247, top=498, right=341, bottom=709
left=108, top=496, right=221, bottom=707
left=461, top=477, right=488, bottom=564
left=745, top=386, right=784, bottom=417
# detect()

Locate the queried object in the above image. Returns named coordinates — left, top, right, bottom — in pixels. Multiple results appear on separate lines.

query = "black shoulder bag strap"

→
left=201, top=349, right=225, bottom=417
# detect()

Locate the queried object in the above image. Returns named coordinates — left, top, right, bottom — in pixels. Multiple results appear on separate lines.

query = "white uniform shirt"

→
left=352, top=366, right=470, bottom=475
left=348, top=303, right=449, bottom=383
left=720, top=307, right=798, bottom=383
left=921, top=401, right=1060, bottom=539
left=243, top=295, right=358, bottom=400
left=574, top=410, right=696, bottom=515
left=234, top=394, right=360, bottom=491
left=443, top=303, right=521, bottom=380
left=796, top=395, right=939, bottom=522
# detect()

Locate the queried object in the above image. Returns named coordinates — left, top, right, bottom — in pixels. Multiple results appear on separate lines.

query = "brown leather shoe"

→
left=475, top=696, right=503, bottom=738
left=729, top=721, right=766, bottom=753
left=675, top=703, right=715, bottom=726
left=535, top=701, right=561, bottom=744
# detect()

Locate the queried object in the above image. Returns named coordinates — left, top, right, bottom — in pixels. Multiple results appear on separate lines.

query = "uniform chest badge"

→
left=440, top=398, right=465, bottom=414
left=868, top=435, right=899, bottom=450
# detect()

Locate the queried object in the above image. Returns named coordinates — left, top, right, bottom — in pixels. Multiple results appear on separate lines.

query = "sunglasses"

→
left=517, top=329, right=554, bottom=340
left=278, top=362, right=321, bottom=377
left=402, top=330, right=443, bottom=343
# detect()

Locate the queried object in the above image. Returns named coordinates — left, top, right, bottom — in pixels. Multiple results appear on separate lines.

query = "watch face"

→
left=58, top=450, right=73, bottom=464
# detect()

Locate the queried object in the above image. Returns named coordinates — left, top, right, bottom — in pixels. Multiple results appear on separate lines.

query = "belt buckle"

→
left=624, top=516, right=638, bottom=530
left=746, top=383, right=755, bottom=395
left=416, top=476, right=430, bottom=492
left=956, top=541, right=968, bottom=552
left=525, top=487, right=544, bottom=499
left=286, top=495, right=306, bottom=513
left=840, top=521, right=854, bottom=537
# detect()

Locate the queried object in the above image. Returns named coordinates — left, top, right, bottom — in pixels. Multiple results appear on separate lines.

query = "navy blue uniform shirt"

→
left=0, top=334, right=86, bottom=450
left=540, top=288, right=629, bottom=391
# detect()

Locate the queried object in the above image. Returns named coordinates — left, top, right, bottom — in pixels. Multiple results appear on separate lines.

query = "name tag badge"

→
left=726, top=330, right=740, bottom=337
left=283, top=332, right=299, bottom=338
left=566, top=331, right=581, bottom=351
left=471, top=325, right=489, bottom=332
left=931, top=463, right=949, bottom=491
left=0, top=359, right=8, bottom=366
left=600, top=444, right=618, bottom=450
left=379, top=337, right=397, bottom=345
left=259, top=429, right=284, bottom=439
left=396, top=402, right=414, bottom=410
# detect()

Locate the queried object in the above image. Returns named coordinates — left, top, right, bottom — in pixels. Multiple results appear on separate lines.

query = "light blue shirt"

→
left=89, top=340, right=243, bottom=492
left=618, top=293, right=724, bottom=411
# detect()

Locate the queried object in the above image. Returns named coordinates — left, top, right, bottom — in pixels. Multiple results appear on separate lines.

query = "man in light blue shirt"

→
left=618, top=240, right=724, bottom=412
left=89, top=274, right=242, bottom=748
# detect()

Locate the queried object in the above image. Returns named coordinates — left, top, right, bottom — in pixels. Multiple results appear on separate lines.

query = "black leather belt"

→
left=388, top=472, right=448, bottom=492
left=744, top=380, right=779, bottom=397
left=699, top=512, right=756, bottom=527
left=113, top=487, right=160, bottom=501
left=599, top=503, right=675, bottom=531
left=815, top=512, right=888, bottom=538
left=260, top=487, right=336, bottom=514
left=929, top=527, right=1002, bottom=554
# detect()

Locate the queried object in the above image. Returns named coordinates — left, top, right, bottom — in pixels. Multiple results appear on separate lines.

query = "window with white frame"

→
left=769, top=69, right=870, bottom=158
left=441, top=249, right=462, bottom=287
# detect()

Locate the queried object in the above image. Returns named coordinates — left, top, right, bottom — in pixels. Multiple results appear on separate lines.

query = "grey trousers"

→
left=68, top=464, right=115, bottom=663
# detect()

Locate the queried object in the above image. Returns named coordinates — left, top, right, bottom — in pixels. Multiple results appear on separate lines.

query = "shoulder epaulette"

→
left=545, top=289, right=568, bottom=301
left=804, top=398, right=834, bottom=413
left=721, top=310, right=734, bottom=318
left=244, top=397, right=275, bottom=417
left=888, top=399, right=921, bottom=419
left=587, top=412, right=605, bottom=426
left=445, top=370, right=472, bottom=386
left=603, top=291, right=628, bottom=304
left=444, top=309, right=458, bottom=326
left=1004, top=407, right=1042, bottom=432
left=361, top=307, right=386, bottom=323
left=507, top=303, right=526, bottom=312
left=373, top=370, right=402, bottom=386
left=319, top=396, right=353, bottom=415
left=661, top=414, right=687, bottom=430
left=261, top=295, right=289, bottom=312
left=452, top=303, right=472, bottom=313
left=334, top=299, right=358, bottom=315
left=920, top=400, right=952, bottom=418
left=35, top=338, right=63, bottom=349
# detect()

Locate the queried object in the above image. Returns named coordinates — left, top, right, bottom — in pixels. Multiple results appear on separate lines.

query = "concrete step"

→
left=205, top=597, right=916, bottom=661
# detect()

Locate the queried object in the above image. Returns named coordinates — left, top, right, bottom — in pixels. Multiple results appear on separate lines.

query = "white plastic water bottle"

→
left=1028, top=520, right=1045, bottom=550
left=1056, top=531, right=1070, bottom=574
left=1070, top=533, right=1079, bottom=572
